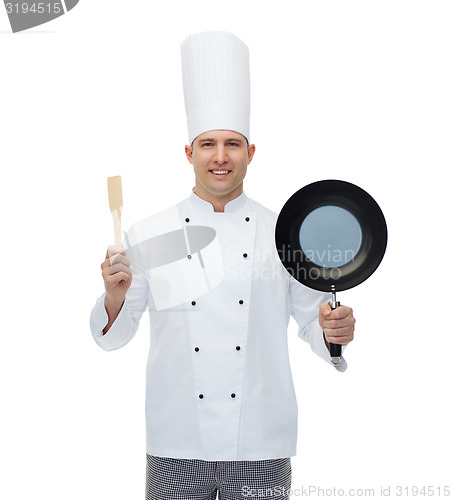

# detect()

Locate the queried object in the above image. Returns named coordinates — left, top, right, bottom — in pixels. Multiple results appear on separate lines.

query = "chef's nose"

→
left=214, top=145, right=228, bottom=164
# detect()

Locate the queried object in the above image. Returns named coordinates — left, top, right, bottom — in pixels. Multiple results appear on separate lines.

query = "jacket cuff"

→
left=305, top=318, right=348, bottom=372
left=89, top=293, right=133, bottom=351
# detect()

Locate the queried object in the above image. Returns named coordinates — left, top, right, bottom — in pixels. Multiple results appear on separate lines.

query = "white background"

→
left=1, top=1, right=451, bottom=498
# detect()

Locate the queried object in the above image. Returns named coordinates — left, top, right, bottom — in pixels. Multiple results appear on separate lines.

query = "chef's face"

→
left=185, top=130, right=256, bottom=212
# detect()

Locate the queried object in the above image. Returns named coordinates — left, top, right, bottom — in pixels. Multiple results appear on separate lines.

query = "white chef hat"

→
left=181, top=30, right=250, bottom=145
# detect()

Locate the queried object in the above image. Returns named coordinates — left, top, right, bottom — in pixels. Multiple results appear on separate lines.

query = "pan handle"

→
left=328, top=291, right=343, bottom=365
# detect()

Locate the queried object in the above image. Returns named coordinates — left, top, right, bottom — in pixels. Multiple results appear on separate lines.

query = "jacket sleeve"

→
left=89, top=225, right=149, bottom=352
left=289, top=275, right=347, bottom=372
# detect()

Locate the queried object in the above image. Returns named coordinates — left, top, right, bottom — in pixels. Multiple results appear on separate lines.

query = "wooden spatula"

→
left=107, top=176, right=123, bottom=246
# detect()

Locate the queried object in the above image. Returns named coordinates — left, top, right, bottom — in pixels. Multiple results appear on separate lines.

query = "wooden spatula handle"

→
left=112, top=209, right=122, bottom=246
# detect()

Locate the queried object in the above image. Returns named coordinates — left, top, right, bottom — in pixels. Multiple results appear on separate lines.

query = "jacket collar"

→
left=189, top=187, right=248, bottom=213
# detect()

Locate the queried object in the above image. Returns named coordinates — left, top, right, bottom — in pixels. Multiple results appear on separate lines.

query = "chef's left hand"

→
left=319, top=303, right=356, bottom=349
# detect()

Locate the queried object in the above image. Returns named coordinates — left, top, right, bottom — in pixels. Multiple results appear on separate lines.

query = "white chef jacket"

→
left=90, top=188, right=347, bottom=461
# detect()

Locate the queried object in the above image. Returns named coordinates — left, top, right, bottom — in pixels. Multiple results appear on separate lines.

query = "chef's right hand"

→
left=101, top=245, right=133, bottom=306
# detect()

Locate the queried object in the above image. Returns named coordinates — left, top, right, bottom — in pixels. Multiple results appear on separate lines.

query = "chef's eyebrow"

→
left=198, top=138, right=244, bottom=143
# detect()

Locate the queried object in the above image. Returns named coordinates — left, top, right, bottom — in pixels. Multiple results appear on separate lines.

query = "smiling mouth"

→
left=209, top=170, right=231, bottom=175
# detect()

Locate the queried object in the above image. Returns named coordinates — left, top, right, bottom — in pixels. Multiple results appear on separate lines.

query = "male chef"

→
left=90, top=31, right=355, bottom=500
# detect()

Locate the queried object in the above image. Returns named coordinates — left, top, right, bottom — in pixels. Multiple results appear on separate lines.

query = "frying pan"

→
left=275, top=180, right=387, bottom=365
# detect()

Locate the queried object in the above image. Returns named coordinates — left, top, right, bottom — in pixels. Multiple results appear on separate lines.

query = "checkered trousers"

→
left=146, top=454, right=292, bottom=500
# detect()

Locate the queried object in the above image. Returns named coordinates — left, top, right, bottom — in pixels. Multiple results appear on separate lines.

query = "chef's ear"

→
left=247, top=144, right=256, bottom=164
left=185, top=144, right=194, bottom=164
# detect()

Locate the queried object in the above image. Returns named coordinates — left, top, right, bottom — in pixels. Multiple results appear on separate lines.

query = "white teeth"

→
left=212, top=170, right=229, bottom=174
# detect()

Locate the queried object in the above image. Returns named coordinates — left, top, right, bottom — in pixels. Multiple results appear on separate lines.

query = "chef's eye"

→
left=228, top=142, right=239, bottom=147
left=201, top=142, right=213, bottom=147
